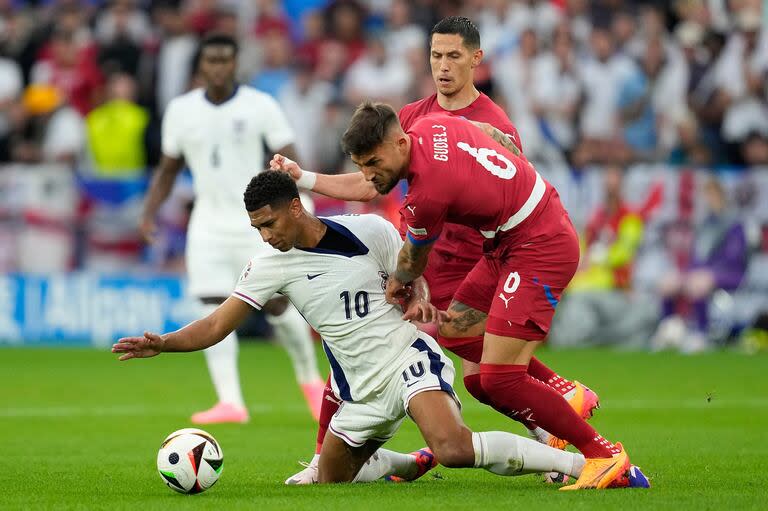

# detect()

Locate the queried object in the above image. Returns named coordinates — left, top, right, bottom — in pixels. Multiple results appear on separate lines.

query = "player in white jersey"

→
left=139, top=34, right=324, bottom=424
left=115, top=170, right=590, bottom=484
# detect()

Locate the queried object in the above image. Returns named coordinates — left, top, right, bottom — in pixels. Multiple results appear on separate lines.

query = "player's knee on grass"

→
left=409, top=390, right=476, bottom=468
left=317, top=434, right=380, bottom=483
left=427, top=425, right=475, bottom=468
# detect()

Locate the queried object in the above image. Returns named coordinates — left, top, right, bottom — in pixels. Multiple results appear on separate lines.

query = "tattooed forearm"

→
left=487, top=127, right=521, bottom=156
left=450, top=309, right=488, bottom=333
left=440, top=301, right=488, bottom=337
left=470, top=120, right=521, bottom=156
left=394, top=239, right=432, bottom=283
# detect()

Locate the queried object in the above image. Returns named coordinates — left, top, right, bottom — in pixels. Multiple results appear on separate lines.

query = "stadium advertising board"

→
left=0, top=273, right=197, bottom=346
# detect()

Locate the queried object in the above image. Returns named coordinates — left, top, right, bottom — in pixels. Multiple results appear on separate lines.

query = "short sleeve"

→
left=260, top=94, right=295, bottom=151
left=42, top=108, right=84, bottom=160
left=231, top=257, right=283, bottom=310
left=402, top=190, right=447, bottom=246
left=161, top=99, right=182, bottom=158
left=398, top=103, right=416, bottom=132
left=367, top=216, right=404, bottom=274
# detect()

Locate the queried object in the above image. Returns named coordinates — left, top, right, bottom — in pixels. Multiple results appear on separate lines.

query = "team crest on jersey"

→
left=378, top=271, right=389, bottom=291
left=233, top=119, right=246, bottom=134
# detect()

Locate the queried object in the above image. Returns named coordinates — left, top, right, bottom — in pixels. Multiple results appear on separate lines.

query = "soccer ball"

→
left=156, top=428, right=223, bottom=494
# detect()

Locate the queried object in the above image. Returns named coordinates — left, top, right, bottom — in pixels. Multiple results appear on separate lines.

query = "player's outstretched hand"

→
left=269, top=153, right=303, bottom=181
left=112, top=332, right=165, bottom=361
left=401, top=298, right=450, bottom=325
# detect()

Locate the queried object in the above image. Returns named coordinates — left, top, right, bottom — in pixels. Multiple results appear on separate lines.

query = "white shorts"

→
left=185, top=193, right=314, bottom=298
left=186, top=231, right=274, bottom=298
left=328, top=334, right=458, bottom=447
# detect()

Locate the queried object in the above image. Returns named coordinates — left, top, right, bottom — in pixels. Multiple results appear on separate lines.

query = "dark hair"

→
left=430, top=16, right=481, bottom=49
left=200, top=33, right=239, bottom=56
left=341, top=101, right=400, bottom=156
left=243, top=170, right=299, bottom=212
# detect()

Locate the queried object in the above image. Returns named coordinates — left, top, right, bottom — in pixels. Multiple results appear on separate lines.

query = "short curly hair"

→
left=243, top=170, right=299, bottom=212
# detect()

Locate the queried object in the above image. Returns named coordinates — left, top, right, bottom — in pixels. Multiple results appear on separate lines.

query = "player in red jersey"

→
left=339, top=102, right=639, bottom=490
left=277, top=17, right=598, bottom=485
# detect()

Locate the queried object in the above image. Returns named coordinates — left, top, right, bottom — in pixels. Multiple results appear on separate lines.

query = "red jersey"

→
left=403, top=114, right=554, bottom=248
left=397, top=93, right=521, bottom=271
left=399, top=93, right=521, bottom=153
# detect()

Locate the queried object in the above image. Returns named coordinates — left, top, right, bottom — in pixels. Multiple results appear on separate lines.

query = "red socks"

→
left=463, top=373, right=491, bottom=405
left=479, top=363, right=616, bottom=459
left=315, top=375, right=341, bottom=454
left=528, top=357, right=576, bottom=396
left=527, top=356, right=555, bottom=381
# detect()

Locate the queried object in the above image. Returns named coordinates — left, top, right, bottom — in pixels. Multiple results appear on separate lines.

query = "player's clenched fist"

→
left=269, top=154, right=302, bottom=180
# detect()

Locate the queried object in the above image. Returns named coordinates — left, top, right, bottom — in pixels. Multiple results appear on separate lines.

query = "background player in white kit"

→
left=139, top=34, right=324, bottom=424
left=116, top=170, right=588, bottom=484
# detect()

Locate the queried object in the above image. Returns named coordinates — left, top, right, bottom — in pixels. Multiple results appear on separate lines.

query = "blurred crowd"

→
left=1, top=0, right=767, bottom=351
left=1, top=0, right=767, bottom=171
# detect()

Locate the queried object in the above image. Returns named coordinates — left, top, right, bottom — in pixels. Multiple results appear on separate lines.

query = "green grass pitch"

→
left=2, top=344, right=767, bottom=510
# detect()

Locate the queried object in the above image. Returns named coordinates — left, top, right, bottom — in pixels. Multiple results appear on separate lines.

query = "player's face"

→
left=248, top=201, right=300, bottom=252
left=351, top=132, right=409, bottom=195
left=429, top=33, right=482, bottom=97
left=199, top=45, right=237, bottom=89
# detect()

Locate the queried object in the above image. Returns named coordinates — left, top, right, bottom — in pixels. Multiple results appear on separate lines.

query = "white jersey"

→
left=162, top=85, right=294, bottom=237
left=232, top=214, right=419, bottom=402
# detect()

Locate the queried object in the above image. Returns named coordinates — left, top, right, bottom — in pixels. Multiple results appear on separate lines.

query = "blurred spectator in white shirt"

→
left=507, top=0, right=561, bottom=42
left=278, top=60, right=333, bottom=169
left=343, top=33, right=412, bottom=106
left=611, top=8, right=637, bottom=57
left=384, top=0, right=425, bottom=60
left=716, top=10, right=768, bottom=148
left=95, top=0, right=151, bottom=47
left=493, top=28, right=543, bottom=159
left=475, top=0, right=518, bottom=61
left=563, top=0, right=592, bottom=53
left=11, top=84, right=84, bottom=167
left=573, top=25, right=636, bottom=166
left=153, top=1, right=197, bottom=114
left=531, top=23, right=582, bottom=159
left=249, top=26, right=294, bottom=98
left=96, top=0, right=150, bottom=78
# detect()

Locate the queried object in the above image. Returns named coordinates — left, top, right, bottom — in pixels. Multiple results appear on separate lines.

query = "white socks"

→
left=201, top=303, right=246, bottom=408
left=472, top=431, right=585, bottom=478
left=352, top=449, right=418, bottom=482
left=267, top=304, right=322, bottom=384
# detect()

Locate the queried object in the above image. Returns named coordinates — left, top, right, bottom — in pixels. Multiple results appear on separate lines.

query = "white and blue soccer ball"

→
left=156, top=428, right=223, bottom=494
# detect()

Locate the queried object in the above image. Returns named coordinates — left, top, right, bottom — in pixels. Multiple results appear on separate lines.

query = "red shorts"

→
left=423, top=257, right=476, bottom=311
left=453, top=204, right=580, bottom=341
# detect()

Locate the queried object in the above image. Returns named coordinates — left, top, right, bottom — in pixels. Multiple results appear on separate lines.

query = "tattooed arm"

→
left=470, top=121, right=522, bottom=156
left=385, top=238, right=434, bottom=304
left=440, top=300, right=488, bottom=337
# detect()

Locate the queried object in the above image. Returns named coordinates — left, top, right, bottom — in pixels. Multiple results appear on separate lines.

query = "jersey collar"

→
left=204, top=84, right=240, bottom=106
left=297, top=218, right=369, bottom=257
